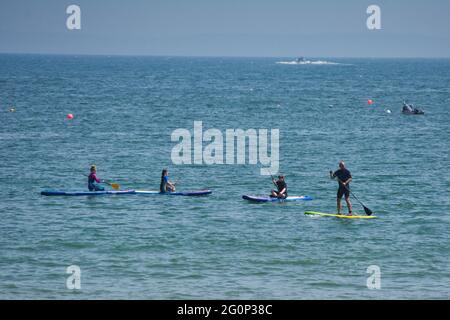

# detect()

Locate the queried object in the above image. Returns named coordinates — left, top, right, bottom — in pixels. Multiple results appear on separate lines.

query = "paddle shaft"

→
left=267, top=170, right=278, bottom=187
left=332, top=173, right=372, bottom=215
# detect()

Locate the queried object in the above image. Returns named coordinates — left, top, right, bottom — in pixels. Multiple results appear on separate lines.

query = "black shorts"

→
left=337, top=186, right=350, bottom=199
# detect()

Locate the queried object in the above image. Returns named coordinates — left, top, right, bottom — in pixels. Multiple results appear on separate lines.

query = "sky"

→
left=0, top=0, right=450, bottom=57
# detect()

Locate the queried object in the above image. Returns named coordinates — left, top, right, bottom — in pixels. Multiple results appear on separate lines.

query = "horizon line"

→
left=1, top=51, right=450, bottom=59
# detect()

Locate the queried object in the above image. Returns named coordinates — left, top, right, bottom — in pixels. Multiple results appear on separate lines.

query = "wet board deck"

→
left=243, top=195, right=313, bottom=202
left=41, top=190, right=135, bottom=196
left=134, top=190, right=212, bottom=196
left=305, top=211, right=377, bottom=219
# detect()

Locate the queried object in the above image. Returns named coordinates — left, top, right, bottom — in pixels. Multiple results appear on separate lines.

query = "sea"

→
left=0, top=54, right=449, bottom=299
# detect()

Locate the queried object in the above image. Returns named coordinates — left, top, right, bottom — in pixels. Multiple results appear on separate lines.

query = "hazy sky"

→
left=1, top=0, right=450, bottom=57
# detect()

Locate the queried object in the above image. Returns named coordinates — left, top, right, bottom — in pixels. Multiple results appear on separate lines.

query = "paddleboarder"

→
left=270, top=175, right=288, bottom=199
left=160, top=169, right=176, bottom=193
left=88, top=165, right=105, bottom=191
left=330, top=161, right=353, bottom=215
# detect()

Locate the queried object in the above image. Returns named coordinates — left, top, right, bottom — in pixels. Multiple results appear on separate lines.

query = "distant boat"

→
left=276, top=57, right=339, bottom=65
left=402, top=101, right=425, bottom=115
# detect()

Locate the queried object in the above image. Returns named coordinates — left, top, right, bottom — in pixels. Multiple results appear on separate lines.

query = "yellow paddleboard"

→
left=305, top=211, right=377, bottom=219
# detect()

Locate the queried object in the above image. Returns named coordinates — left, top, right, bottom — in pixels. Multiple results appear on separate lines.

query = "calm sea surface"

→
left=0, top=54, right=449, bottom=299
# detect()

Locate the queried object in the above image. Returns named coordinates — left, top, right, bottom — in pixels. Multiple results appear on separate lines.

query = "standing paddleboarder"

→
left=330, top=161, right=353, bottom=215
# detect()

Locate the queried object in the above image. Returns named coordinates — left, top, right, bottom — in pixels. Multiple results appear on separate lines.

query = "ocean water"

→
left=0, top=54, right=449, bottom=299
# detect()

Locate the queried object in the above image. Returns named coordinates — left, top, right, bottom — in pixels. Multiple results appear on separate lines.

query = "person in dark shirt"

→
left=330, top=161, right=353, bottom=215
left=271, top=175, right=288, bottom=199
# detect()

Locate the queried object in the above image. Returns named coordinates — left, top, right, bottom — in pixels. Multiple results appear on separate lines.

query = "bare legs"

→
left=337, top=196, right=352, bottom=215
left=271, top=190, right=286, bottom=199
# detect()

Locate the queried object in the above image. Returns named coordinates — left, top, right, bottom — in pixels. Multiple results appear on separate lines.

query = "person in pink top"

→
left=88, top=165, right=105, bottom=191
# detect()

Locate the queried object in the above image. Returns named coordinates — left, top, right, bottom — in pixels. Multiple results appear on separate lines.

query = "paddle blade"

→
left=110, top=183, right=120, bottom=190
left=363, top=206, right=373, bottom=216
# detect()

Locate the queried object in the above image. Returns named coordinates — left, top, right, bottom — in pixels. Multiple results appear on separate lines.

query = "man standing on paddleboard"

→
left=330, top=161, right=353, bottom=216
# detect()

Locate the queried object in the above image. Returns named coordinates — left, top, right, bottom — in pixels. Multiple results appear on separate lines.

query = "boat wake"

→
left=276, top=58, right=341, bottom=65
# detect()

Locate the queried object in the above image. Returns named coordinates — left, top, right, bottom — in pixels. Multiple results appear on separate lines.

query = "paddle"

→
left=102, top=180, right=120, bottom=190
left=330, top=172, right=373, bottom=216
left=81, top=173, right=120, bottom=190
left=171, top=179, right=180, bottom=191
left=267, top=170, right=278, bottom=188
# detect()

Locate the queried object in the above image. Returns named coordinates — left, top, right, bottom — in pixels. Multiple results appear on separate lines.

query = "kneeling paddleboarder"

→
left=88, top=165, right=105, bottom=191
left=271, top=175, right=288, bottom=199
left=330, top=161, right=353, bottom=215
left=160, top=169, right=176, bottom=193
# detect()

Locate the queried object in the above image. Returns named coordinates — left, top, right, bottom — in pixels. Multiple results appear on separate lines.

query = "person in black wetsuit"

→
left=271, top=175, right=288, bottom=199
left=330, top=161, right=353, bottom=215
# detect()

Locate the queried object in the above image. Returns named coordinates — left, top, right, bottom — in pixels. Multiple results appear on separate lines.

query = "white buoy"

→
left=386, top=109, right=391, bottom=114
